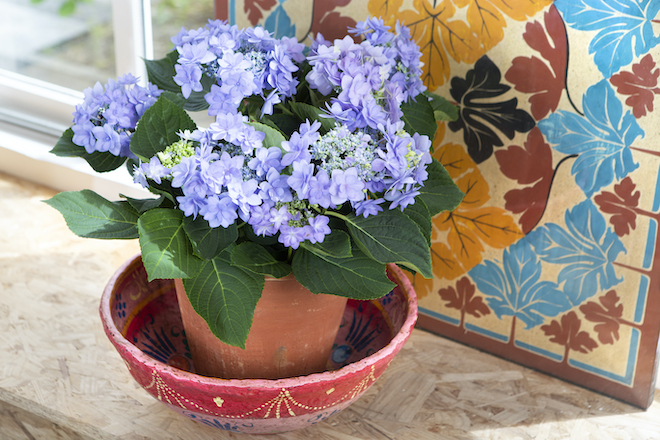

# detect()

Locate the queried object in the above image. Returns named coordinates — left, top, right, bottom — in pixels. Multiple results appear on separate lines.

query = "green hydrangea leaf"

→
left=300, top=230, right=352, bottom=258
left=230, top=242, right=292, bottom=278
left=425, top=91, right=459, bottom=122
left=401, top=93, right=437, bottom=140
left=159, top=90, right=186, bottom=107
left=345, top=210, right=433, bottom=278
left=260, top=114, right=301, bottom=137
left=144, top=51, right=212, bottom=112
left=247, top=121, right=286, bottom=150
left=144, top=51, right=179, bottom=92
left=183, top=215, right=237, bottom=260
left=44, top=190, right=139, bottom=239
left=418, top=158, right=465, bottom=217
left=146, top=186, right=176, bottom=204
left=130, top=94, right=197, bottom=162
left=183, top=247, right=265, bottom=348
left=403, top=199, right=432, bottom=245
left=122, top=194, right=165, bottom=214
left=292, top=248, right=394, bottom=299
left=137, top=208, right=203, bottom=281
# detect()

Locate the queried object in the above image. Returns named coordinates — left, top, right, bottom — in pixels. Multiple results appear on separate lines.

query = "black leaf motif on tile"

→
left=449, top=55, right=536, bottom=164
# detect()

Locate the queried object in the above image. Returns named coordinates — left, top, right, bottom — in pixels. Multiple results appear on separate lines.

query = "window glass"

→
left=1, top=0, right=214, bottom=93
left=1, top=0, right=116, bottom=91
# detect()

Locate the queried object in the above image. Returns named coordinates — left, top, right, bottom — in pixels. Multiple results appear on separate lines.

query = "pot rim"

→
left=100, top=253, right=418, bottom=390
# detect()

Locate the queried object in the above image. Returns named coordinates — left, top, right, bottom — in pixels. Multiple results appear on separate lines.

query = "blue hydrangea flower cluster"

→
left=135, top=115, right=431, bottom=248
left=171, top=20, right=305, bottom=117
left=284, top=119, right=433, bottom=218
left=133, top=115, right=330, bottom=249
left=306, top=17, right=426, bottom=132
left=71, top=74, right=162, bottom=157
left=129, top=18, right=435, bottom=250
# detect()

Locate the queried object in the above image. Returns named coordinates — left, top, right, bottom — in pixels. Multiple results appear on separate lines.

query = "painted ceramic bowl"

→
left=100, top=255, right=418, bottom=434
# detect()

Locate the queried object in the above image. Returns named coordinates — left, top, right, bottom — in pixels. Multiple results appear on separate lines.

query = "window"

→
left=0, top=0, right=213, bottom=198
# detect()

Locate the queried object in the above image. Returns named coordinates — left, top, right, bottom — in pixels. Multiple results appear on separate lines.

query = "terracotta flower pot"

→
left=174, top=275, right=348, bottom=379
left=100, top=254, right=417, bottom=434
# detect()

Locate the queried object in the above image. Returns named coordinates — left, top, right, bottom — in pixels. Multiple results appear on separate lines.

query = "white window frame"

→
left=0, top=0, right=154, bottom=199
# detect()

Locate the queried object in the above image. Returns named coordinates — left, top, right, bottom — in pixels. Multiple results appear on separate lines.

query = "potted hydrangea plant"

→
left=45, top=17, right=464, bottom=380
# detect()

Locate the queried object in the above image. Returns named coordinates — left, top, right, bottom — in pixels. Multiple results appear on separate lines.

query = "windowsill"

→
left=1, top=168, right=659, bottom=439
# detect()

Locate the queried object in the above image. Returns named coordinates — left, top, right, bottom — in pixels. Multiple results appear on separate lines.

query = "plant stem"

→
left=324, top=210, right=349, bottom=222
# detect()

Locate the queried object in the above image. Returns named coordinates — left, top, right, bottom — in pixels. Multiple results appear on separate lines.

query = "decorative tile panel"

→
left=215, top=0, right=660, bottom=408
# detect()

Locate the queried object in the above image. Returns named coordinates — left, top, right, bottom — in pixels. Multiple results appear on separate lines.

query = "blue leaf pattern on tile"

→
left=264, top=0, right=296, bottom=38
left=554, top=0, right=660, bottom=77
left=469, top=239, right=571, bottom=329
left=527, top=200, right=626, bottom=306
left=538, top=80, right=643, bottom=197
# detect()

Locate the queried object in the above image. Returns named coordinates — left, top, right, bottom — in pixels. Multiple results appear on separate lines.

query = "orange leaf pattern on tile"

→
left=412, top=143, right=523, bottom=297
left=453, top=0, right=552, bottom=53
left=368, top=0, right=551, bottom=88
left=367, top=0, right=404, bottom=22
left=369, top=0, right=480, bottom=88
left=407, top=241, right=462, bottom=299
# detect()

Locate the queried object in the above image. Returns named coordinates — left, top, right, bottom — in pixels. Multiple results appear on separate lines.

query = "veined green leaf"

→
left=345, top=210, right=433, bottom=278
left=403, top=199, right=432, bottom=245
left=137, top=208, right=203, bottom=281
left=145, top=51, right=180, bottom=93
left=159, top=90, right=186, bottom=107
left=183, top=248, right=265, bottom=348
left=300, top=230, right=352, bottom=258
left=122, top=194, right=165, bottom=214
left=425, top=91, right=459, bottom=122
left=260, top=114, right=301, bottom=137
left=44, top=190, right=139, bottom=239
left=247, top=121, right=286, bottom=150
left=419, top=159, right=465, bottom=217
left=182, top=215, right=237, bottom=260
left=292, top=248, right=394, bottom=299
left=144, top=52, right=212, bottom=112
left=50, top=129, right=126, bottom=173
left=401, top=94, right=437, bottom=139
left=126, top=158, right=140, bottom=176
left=130, top=94, right=197, bottom=162
left=230, top=242, right=291, bottom=278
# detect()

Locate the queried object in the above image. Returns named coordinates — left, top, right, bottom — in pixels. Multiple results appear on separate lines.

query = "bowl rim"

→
left=100, top=253, right=418, bottom=390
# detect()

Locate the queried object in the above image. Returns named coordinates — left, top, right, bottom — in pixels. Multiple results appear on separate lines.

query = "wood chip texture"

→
left=1, top=172, right=659, bottom=439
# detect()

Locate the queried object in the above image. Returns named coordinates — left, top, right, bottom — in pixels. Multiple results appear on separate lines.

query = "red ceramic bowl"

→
left=100, top=255, right=417, bottom=434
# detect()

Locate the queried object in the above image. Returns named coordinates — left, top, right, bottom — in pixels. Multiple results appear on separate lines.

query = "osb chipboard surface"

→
left=1, top=171, right=660, bottom=438
left=0, top=399, right=92, bottom=440
left=215, top=0, right=660, bottom=408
